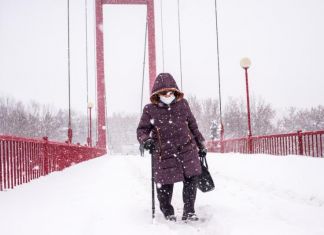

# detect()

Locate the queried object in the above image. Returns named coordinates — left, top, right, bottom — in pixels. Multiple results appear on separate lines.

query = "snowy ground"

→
left=1, top=153, right=324, bottom=235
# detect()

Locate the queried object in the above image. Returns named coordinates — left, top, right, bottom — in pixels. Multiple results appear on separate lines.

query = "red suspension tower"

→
left=95, top=0, right=156, bottom=149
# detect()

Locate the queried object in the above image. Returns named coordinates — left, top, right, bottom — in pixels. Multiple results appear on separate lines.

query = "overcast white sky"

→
left=1, top=0, right=324, bottom=118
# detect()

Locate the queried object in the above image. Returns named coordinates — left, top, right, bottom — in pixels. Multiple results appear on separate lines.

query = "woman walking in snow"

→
left=137, top=73, right=207, bottom=222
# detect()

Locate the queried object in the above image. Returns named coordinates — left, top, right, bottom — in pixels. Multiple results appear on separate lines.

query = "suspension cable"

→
left=140, top=15, right=148, bottom=113
left=160, top=0, right=165, bottom=72
left=67, top=0, right=72, bottom=143
left=177, top=0, right=183, bottom=91
left=85, top=0, right=90, bottom=142
left=214, top=0, right=223, bottom=125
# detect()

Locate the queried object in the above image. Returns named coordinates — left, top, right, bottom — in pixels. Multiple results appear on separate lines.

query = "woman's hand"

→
left=143, top=138, right=155, bottom=154
left=198, top=146, right=207, bottom=158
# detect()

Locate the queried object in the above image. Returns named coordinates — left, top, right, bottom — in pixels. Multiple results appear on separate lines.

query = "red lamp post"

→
left=240, top=57, right=253, bottom=153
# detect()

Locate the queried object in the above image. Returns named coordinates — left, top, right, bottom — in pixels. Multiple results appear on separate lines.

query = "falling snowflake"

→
left=98, top=23, right=103, bottom=32
left=33, top=165, right=39, bottom=170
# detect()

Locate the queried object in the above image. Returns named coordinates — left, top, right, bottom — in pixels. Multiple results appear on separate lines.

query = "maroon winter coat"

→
left=137, top=73, right=205, bottom=185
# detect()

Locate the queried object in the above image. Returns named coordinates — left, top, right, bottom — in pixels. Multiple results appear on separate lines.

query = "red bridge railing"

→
left=207, top=130, right=324, bottom=157
left=0, top=135, right=106, bottom=191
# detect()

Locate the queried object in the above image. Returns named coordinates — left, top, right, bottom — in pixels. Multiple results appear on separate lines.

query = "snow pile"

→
left=0, top=153, right=324, bottom=235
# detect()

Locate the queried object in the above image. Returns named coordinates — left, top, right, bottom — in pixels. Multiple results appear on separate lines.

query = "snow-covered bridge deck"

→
left=1, top=153, right=324, bottom=235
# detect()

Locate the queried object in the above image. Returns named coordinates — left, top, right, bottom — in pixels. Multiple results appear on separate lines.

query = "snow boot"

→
left=165, top=215, right=177, bottom=222
left=182, top=213, right=199, bottom=222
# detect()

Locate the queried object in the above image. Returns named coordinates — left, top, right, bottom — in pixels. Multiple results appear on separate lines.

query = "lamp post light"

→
left=240, top=57, right=253, bottom=153
left=87, top=102, right=94, bottom=147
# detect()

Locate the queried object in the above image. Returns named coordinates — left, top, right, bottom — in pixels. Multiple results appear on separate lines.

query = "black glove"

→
left=143, top=138, right=155, bottom=154
left=198, top=147, right=207, bottom=158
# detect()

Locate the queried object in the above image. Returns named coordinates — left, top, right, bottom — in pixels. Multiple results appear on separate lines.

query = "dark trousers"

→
left=156, top=176, right=198, bottom=217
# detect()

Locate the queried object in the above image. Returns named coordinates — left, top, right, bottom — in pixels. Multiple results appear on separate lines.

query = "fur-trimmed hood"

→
left=150, top=73, right=184, bottom=104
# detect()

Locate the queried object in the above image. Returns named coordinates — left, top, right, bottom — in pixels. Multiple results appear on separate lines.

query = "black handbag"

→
left=197, top=156, right=215, bottom=192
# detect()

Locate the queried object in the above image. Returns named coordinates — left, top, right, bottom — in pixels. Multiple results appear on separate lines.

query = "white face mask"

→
left=159, top=94, right=175, bottom=105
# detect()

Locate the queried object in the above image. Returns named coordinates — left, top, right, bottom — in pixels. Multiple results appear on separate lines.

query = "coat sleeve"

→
left=137, top=105, right=154, bottom=144
left=184, top=99, right=205, bottom=148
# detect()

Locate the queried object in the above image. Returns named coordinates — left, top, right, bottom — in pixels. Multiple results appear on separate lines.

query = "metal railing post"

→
left=248, top=135, right=253, bottom=154
left=43, top=137, right=49, bottom=175
left=220, top=123, right=224, bottom=153
left=297, top=130, right=303, bottom=155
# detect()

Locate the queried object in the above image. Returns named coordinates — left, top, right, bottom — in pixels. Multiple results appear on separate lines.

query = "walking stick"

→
left=151, top=151, right=155, bottom=222
left=140, top=141, right=156, bottom=222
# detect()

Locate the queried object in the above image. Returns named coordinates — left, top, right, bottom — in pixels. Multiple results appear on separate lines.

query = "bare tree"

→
left=277, top=105, right=324, bottom=133
left=250, top=96, right=276, bottom=136
left=223, top=97, right=247, bottom=138
left=106, top=113, right=139, bottom=154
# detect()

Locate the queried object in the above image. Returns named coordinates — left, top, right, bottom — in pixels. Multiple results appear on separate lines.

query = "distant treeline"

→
left=0, top=96, right=88, bottom=144
left=1, top=95, right=323, bottom=154
left=186, top=96, right=324, bottom=138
